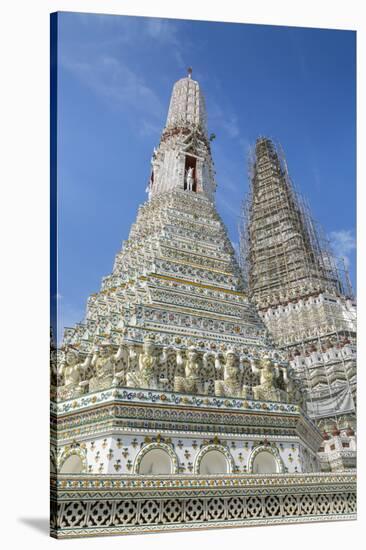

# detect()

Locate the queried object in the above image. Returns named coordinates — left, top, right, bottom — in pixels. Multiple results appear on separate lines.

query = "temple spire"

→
left=165, top=71, right=207, bottom=133
left=146, top=72, right=216, bottom=200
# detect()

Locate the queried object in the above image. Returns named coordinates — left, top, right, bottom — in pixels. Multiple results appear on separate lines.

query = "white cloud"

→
left=61, top=54, right=165, bottom=124
left=219, top=177, right=238, bottom=193
left=329, top=229, right=356, bottom=268
left=71, top=14, right=180, bottom=47
left=144, top=18, right=192, bottom=70
left=239, top=137, right=251, bottom=155
left=209, top=99, right=241, bottom=140
left=216, top=194, right=241, bottom=218
left=59, top=15, right=192, bottom=133
left=138, top=119, right=163, bottom=137
left=146, top=18, right=179, bottom=45
left=311, top=165, right=322, bottom=188
left=221, top=114, right=240, bottom=139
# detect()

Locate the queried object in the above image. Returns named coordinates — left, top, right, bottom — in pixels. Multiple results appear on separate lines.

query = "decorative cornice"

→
left=52, top=471, right=356, bottom=491
left=52, top=387, right=302, bottom=417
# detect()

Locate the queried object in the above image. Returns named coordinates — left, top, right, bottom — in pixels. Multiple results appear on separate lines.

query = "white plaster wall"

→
left=63, top=435, right=312, bottom=475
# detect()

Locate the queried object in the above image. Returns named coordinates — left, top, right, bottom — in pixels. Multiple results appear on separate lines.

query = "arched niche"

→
left=134, top=443, right=179, bottom=475
left=252, top=451, right=278, bottom=474
left=248, top=445, right=284, bottom=474
left=58, top=446, right=87, bottom=474
left=194, top=444, right=235, bottom=474
left=199, top=450, right=229, bottom=474
left=60, top=454, right=84, bottom=474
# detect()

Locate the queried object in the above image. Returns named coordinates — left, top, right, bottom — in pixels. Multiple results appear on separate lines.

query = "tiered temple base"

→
left=50, top=388, right=357, bottom=538
left=51, top=388, right=323, bottom=476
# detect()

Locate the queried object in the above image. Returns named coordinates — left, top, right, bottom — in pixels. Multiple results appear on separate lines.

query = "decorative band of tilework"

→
left=50, top=472, right=356, bottom=538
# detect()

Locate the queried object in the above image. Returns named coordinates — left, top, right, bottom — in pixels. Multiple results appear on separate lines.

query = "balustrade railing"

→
left=51, top=472, right=356, bottom=538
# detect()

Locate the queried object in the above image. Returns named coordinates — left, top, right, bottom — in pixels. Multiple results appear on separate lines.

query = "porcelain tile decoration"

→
left=51, top=15, right=356, bottom=538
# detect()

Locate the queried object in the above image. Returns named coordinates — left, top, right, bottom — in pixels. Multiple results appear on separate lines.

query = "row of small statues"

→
left=54, top=335, right=303, bottom=405
left=277, top=323, right=342, bottom=345
left=256, top=282, right=325, bottom=307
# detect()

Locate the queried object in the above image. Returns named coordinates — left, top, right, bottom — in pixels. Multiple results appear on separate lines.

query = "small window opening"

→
left=184, top=155, right=197, bottom=192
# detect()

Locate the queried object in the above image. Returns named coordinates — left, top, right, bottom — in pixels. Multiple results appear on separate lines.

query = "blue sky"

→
left=55, top=12, right=356, bottom=343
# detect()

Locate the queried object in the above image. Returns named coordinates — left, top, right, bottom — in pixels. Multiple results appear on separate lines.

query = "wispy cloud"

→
left=138, top=119, right=163, bottom=137
left=239, top=137, right=251, bottom=155
left=209, top=98, right=241, bottom=139
left=61, top=54, right=165, bottom=124
left=59, top=15, right=193, bottom=135
left=146, top=18, right=179, bottom=44
left=311, top=165, right=322, bottom=188
left=71, top=14, right=181, bottom=48
left=146, top=18, right=187, bottom=68
left=221, top=114, right=240, bottom=139
left=218, top=176, right=238, bottom=193
left=216, top=193, right=241, bottom=218
left=329, top=229, right=356, bottom=268
left=211, top=139, right=249, bottom=196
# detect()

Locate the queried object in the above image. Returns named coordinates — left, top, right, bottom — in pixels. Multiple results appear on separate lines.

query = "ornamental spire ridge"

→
left=165, top=71, right=207, bottom=134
